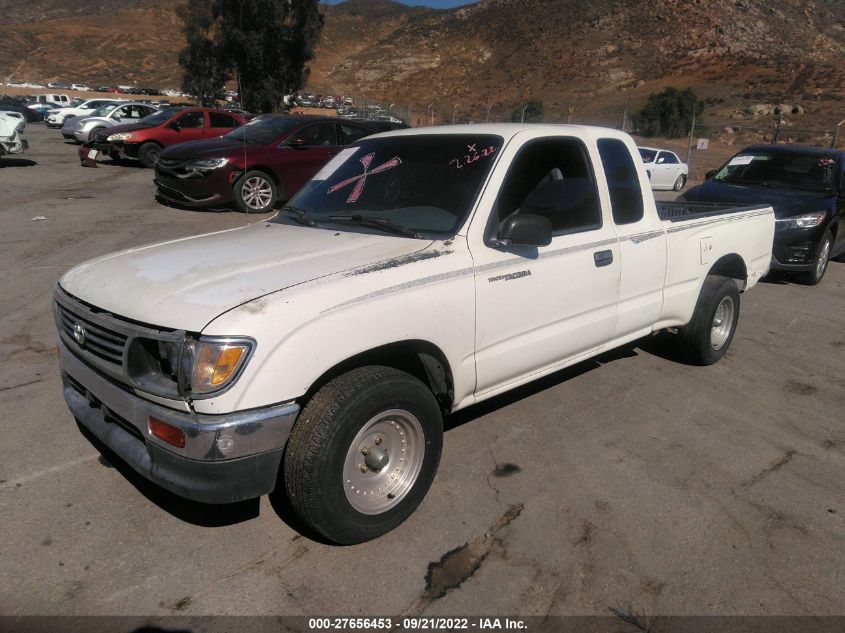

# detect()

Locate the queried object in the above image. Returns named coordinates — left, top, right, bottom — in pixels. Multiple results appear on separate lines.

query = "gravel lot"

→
left=1, top=124, right=843, bottom=621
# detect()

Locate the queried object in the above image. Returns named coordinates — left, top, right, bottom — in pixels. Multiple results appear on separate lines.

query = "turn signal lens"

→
left=149, top=417, right=185, bottom=448
left=189, top=340, right=252, bottom=394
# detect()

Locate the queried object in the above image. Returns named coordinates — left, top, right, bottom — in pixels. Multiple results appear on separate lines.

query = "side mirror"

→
left=170, top=120, right=181, bottom=131
left=289, top=138, right=307, bottom=149
left=705, top=169, right=717, bottom=180
left=498, top=214, right=553, bottom=247
left=656, top=157, right=665, bottom=164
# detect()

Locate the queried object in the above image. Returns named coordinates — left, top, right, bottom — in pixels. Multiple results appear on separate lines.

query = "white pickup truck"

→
left=55, top=124, right=774, bottom=543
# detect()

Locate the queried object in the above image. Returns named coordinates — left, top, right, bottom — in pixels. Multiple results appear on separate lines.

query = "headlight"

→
left=186, top=158, right=229, bottom=170
left=126, top=335, right=253, bottom=398
left=776, top=212, right=826, bottom=229
left=182, top=337, right=254, bottom=396
left=107, top=132, right=136, bottom=142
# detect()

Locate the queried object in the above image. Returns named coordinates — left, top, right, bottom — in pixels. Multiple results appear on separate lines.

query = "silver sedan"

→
left=61, top=102, right=158, bottom=143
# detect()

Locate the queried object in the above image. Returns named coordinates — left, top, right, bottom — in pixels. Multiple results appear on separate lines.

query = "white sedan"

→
left=638, top=146, right=688, bottom=191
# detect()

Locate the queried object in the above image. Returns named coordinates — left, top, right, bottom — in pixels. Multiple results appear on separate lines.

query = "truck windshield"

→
left=713, top=151, right=839, bottom=193
left=273, top=134, right=503, bottom=237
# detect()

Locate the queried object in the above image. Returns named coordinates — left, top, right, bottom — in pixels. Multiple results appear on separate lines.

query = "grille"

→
left=57, top=302, right=127, bottom=366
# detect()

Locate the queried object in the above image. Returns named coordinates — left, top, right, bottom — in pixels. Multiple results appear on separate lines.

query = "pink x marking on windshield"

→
left=327, top=153, right=402, bottom=203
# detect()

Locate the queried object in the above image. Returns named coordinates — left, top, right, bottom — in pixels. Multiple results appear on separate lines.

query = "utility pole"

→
left=832, top=118, right=845, bottom=149
left=686, top=111, right=696, bottom=165
left=427, top=103, right=434, bottom=127
left=567, top=106, right=575, bottom=123
left=486, top=104, right=493, bottom=123
left=621, top=101, right=629, bottom=132
left=452, top=103, right=458, bottom=124
left=772, top=109, right=783, bottom=143
left=520, top=104, right=529, bottom=123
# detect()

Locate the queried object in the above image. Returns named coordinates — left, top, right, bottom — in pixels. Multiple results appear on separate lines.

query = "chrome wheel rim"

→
left=241, top=176, right=273, bottom=210
left=342, top=409, right=425, bottom=515
left=815, top=238, right=831, bottom=280
left=710, top=295, right=735, bottom=350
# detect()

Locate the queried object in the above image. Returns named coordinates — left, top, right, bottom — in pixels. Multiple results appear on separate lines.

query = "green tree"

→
left=177, top=0, right=227, bottom=106
left=177, top=0, right=324, bottom=113
left=633, top=88, right=703, bottom=138
left=511, top=99, right=544, bottom=123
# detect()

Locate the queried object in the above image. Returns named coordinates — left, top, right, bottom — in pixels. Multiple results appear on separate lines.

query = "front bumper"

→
left=769, top=226, right=827, bottom=272
left=60, top=340, right=299, bottom=503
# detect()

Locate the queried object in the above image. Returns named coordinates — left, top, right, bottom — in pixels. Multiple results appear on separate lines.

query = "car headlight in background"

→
left=186, top=158, right=229, bottom=170
left=106, top=132, right=137, bottom=142
left=775, top=211, right=826, bottom=229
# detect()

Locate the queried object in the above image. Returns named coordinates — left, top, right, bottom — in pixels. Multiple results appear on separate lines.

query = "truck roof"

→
left=373, top=123, right=632, bottom=143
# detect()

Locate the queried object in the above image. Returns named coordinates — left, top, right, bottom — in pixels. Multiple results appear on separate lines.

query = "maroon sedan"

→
left=154, top=115, right=378, bottom=212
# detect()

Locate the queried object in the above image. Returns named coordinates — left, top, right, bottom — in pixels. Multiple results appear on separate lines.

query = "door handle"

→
left=594, top=250, right=613, bottom=267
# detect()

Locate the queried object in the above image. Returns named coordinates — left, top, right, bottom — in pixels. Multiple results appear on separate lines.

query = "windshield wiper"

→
left=285, top=206, right=318, bottom=226
left=328, top=214, right=422, bottom=239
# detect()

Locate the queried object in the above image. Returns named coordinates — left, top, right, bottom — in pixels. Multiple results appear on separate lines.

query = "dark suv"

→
left=154, top=115, right=378, bottom=212
left=681, top=144, right=845, bottom=285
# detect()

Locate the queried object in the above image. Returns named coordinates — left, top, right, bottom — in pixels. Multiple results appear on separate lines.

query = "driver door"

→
left=276, top=122, right=340, bottom=198
left=471, top=137, right=620, bottom=396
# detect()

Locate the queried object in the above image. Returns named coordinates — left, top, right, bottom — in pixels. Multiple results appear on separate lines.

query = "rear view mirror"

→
left=498, top=214, right=552, bottom=247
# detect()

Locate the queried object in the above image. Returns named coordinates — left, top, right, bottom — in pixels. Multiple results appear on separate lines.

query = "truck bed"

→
left=656, top=201, right=766, bottom=222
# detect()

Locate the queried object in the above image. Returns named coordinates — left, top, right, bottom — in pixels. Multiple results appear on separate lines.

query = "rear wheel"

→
left=797, top=230, right=832, bottom=286
left=678, top=275, right=740, bottom=365
left=234, top=170, right=278, bottom=213
left=283, top=366, right=443, bottom=544
left=673, top=174, right=687, bottom=191
left=137, top=142, right=162, bottom=168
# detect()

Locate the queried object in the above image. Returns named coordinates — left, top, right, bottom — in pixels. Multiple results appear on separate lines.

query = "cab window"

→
left=496, top=139, right=601, bottom=236
left=598, top=138, right=644, bottom=225
left=340, top=123, right=371, bottom=144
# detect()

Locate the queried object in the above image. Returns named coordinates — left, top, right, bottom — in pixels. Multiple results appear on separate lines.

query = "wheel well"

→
left=302, top=341, right=455, bottom=413
left=708, top=254, right=747, bottom=284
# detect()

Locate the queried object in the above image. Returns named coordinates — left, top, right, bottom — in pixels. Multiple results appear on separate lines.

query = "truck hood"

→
left=59, top=222, right=430, bottom=332
left=684, top=181, right=835, bottom=218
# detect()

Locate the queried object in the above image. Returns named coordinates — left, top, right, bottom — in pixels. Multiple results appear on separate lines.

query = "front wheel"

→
left=678, top=275, right=740, bottom=365
left=137, top=142, right=162, bottom=168
left=797, top=230, right=832, bottom=286
left=234, top=170, right=277, bottom=213
left=87, top=126, right=104, bottom=142
left=673, top=174, right=687, bottom=191
left=283, top=366, right=443, bottom=544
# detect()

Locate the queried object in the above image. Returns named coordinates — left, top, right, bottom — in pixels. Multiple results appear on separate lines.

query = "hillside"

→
left=2, top=0, right=845, bottom=127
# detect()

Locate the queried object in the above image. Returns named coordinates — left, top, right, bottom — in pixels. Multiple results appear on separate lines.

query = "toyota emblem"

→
left=72, top=323, right=86, bottom=347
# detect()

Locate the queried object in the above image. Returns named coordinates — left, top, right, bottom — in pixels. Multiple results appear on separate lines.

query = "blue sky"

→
left=322, top=0, right=479, bottom=7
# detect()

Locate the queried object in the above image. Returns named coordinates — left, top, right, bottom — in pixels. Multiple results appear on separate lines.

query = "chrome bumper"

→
left=59, top=340, right=299, bottom=503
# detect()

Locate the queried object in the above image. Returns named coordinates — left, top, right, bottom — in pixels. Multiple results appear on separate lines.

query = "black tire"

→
left=86, top=126, right=105, bottom=142
left=137, top=142, right=162, bottom=168
left=678, top=275, right=740, bottom=365
left=673, top=174, right=687, bottom=191
left=284, top=366, right=443, bottom=544
left=797, top=230, right=832, bottom=286
left=234, top=170, right=278, bottom=213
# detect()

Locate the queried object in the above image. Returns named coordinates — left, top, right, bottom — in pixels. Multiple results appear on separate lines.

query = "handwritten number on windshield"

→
left=450, top=144, right=498, bottom=170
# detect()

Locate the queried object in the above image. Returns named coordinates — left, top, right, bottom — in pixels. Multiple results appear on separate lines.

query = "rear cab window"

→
left=598, top=138, right=644, bottom=225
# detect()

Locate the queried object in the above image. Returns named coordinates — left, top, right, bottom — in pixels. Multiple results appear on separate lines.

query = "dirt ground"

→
left=0, top=124, right=843, bottom=623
